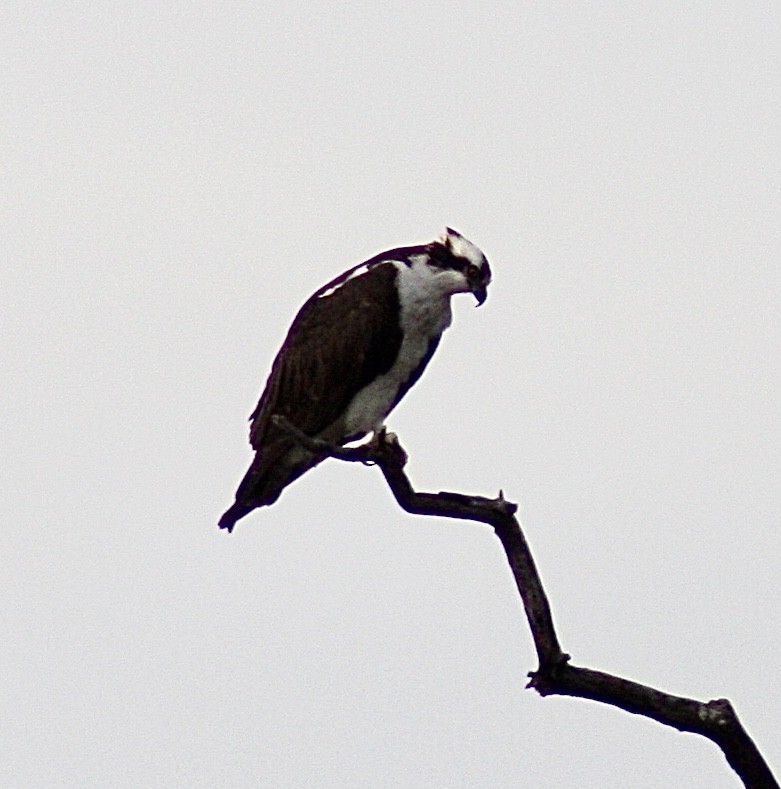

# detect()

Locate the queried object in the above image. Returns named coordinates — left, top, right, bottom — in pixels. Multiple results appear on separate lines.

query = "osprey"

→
left=219, top=228, right=491, bottom=532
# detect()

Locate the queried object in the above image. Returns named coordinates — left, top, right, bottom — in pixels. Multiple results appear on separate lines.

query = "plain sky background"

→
left=2, top=3, right=779, bottom=787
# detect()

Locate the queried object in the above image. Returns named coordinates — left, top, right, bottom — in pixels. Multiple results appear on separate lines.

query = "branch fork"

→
left=271, top=416, right=777, bottom=788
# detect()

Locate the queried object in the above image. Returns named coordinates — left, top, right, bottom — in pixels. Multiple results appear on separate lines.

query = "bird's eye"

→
left=465, top=264, right=480, bottom=280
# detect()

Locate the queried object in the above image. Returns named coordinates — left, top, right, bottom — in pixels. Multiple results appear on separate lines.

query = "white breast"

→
left=342, top=256, right=455, bottom=437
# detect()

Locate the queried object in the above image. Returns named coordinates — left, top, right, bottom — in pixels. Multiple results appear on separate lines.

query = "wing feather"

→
left=249, top=261, right=403, bottom=448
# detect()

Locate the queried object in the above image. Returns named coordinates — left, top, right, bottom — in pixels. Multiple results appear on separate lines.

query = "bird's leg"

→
left=271, top=415, right=376, bottom=465
left=271, top=415, right=333, bottom=453
left=368, top=426, right=389, bottom=448
left=270, top=416, right=412, bottom=469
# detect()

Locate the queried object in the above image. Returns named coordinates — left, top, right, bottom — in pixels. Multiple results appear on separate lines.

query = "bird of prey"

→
left=219, top=228, right=491, bottom=531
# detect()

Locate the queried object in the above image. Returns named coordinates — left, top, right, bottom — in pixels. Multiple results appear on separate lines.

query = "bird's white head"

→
left=426, top=228, right=492, bottom=305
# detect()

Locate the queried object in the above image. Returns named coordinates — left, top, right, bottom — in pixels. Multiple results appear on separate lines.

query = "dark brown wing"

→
left=249, top=261, right=403, bottom=448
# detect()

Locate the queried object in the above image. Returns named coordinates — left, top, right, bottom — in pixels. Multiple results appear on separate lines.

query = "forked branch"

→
left=272, top=418, right=778, bottom=789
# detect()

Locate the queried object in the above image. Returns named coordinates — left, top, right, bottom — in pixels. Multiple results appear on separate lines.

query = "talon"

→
left=368, top=428, right=408, bottom=466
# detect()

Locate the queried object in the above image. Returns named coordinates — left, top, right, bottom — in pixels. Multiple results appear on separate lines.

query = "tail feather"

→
left=218, top=501, right=253, bottom=533
left=218, top=439, right=328, bottom=532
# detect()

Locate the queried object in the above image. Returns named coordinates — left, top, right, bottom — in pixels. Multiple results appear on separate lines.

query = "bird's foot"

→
left=370, top=427, right=408, bottom=467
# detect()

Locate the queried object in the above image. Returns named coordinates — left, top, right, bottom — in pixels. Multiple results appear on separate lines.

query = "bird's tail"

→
left=218, top=453, right=281, bottom=533
left=218, top=440, right=326, bottom=532
left=218, top=501, right=253, bottom=533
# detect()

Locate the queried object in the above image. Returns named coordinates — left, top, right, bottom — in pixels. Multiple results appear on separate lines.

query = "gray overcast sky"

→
left=2, top=3, right=779, bottom=787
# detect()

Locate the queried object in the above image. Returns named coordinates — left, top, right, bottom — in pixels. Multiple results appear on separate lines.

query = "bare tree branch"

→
left=271, top=419, right=777, bottom=789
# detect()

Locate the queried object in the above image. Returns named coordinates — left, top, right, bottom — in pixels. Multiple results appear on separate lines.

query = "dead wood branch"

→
left=272, top=418, right=778, bottom=788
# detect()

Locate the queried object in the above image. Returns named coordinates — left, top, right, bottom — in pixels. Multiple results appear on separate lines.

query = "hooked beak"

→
left=465, top=258, right=491, bottom=306
left=468, top=267, right=490, bottom=306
